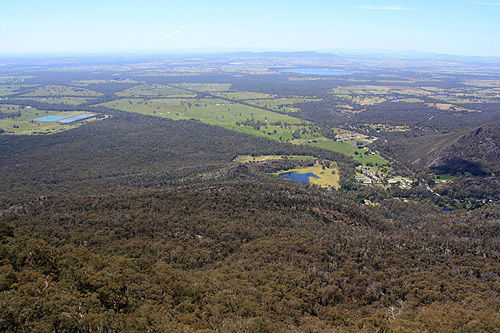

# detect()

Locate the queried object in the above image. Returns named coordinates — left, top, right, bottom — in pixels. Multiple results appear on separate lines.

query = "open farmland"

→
left=102, top=97, right=324, bottom=141
left=0, top=85, right=32, bottom=97
left=116, top=84, right=196, bottom=97
left=212, top=92, right=320, bottom=112
left=212, top=92, right=277, bottom=100
left=233, top=155, right=317, bottom=163
left=0, top=104, right=99, bottom=135
left=20, top=85, right=103, bottom=97
left=16, top=97, right=94, bottom=105
left=171, top=83, right=232, bottom=92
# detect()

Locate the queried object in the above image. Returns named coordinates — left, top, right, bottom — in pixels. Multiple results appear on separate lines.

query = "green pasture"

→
left=463, top=80, right=500, bottom=88
left=276, top=163, right=340, bottom=188
left=433, top=174, right=455, bottom=183
left=17, top=97, right=93, bottom=105
left=21, top=85, right=103, bottom=97
left=0, top=85, right=26, bottom=96
left=0, top=105, right=98, bottom=135
left=351, top=96, right=386, bottom=105
left=234, top=155, right=316, bottom=163
left=212, top=92, right=276, bottom=100
left=72, top=79, right=138, bottom=86
left=308, top=139, right=391, bottom=171
left=102, top=97, right=323, bottom=141
left=171, top=83, right=232, bottom=92
left=245, top=98, right=320, bottom=110
left=116, top=84, right=195, bottom=97
left=330, top=85, right=432, bottom=97
left=400, top=98, right=424, bottom=103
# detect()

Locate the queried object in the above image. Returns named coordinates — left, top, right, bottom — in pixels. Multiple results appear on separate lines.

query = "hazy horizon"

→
left=2, top=0, right=499, bottom=57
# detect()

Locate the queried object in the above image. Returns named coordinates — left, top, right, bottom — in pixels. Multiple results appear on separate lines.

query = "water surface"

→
left=280, top=172, right=320, bottom=183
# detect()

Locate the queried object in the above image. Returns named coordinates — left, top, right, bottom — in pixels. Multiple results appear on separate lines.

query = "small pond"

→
left=280, top=172, right=320, bottom=184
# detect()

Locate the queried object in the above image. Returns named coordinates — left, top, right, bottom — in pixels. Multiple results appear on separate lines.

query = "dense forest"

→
left=1, top=53, right=500, bottom=331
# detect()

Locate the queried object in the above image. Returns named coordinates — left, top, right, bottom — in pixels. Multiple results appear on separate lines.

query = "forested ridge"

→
left=1, top=179, right=500, bottom=331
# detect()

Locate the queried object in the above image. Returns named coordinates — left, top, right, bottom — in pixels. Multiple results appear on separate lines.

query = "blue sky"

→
left=1, top=0, right=499, bottom=56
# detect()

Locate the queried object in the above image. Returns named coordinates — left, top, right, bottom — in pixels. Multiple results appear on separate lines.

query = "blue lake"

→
left=280, top=172, right=320, bottom=183
left=280, top=69, right=357, bottom=76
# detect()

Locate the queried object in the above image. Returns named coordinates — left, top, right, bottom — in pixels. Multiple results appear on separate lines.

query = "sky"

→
left=1, top=0, right=499, bottom=56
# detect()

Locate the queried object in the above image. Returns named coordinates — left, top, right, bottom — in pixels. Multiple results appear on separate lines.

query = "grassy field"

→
left=101, top=97, right=323, bottom=142
left=330, top=85, right=433, bottom=97
left=434, top=174, right=456, bottom=182
left=399, top=98, right=424, bottom=103
left=234, top=155, right=317, bottom=163
left=20, top=85, right=103, bottom=97
left=0, top=105, right=99, bottom=135
left=70, top=79, right=138, bottom=87
left=0, top=85, right=30, bottom=96
left=116, top=84, right=196, bottom=97
left=171, top=83, right=232, bottom=92
left=246, top=98, right=319, bottom=112
left=277, top=163, right=340, bottom=188
left=308, top=139, right=391, bottom=170
left=17, top=97, right=93, bottom=105
left=212, top=92, right=276, bottom=100
left=211, top=92, right=319, bottom=112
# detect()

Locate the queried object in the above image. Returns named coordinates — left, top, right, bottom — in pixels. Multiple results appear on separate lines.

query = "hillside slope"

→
left=426, top=123, right=500, bottom=176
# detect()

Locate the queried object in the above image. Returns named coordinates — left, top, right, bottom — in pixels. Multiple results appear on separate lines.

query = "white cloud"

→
left=352, top=5, right=417, bottom=10
left=266, top=33, right=273, bottom=36
left=174, top=30, right=182, bottom=34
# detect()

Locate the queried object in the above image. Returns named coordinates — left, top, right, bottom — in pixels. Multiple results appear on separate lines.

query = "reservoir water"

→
left=280, top=172, right=320, bottom=184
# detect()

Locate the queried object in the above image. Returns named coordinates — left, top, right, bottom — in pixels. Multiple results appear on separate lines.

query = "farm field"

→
left=212, top=91, right=276, bottom=100
left=116, top=84, right=196, bottom=97
left=20, top=85, right=103, bottom=97
left=70, top=79, right=138, bottom=86
left=0, top=85, right=32, bottom=96
left=330, top=85, right=432, bottom=96
left=0, top=104, right=100, bottom=135
left=171, top=83, right=232, bottom=92
left=307, top=138, right=391, bottom=169
left=233, top=155, right=317, bottom=163
left=16, top=97, right=94, bottom=105
left=247, top=98, right=320, bottom=112
left=212, top=92, right=320, bottom=112
left=102, top=97, right=324, bottom=141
